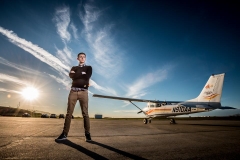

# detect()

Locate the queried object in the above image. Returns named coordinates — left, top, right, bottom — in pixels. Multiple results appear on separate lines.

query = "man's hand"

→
left=70, top=71, right=75, bottom=73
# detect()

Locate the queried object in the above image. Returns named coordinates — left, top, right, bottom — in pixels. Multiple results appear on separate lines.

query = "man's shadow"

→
left=55, top=139, right=108, bottom=160
left=88, top=141, right=147, bottom=160
left=55, top=139, right=147, bottom=160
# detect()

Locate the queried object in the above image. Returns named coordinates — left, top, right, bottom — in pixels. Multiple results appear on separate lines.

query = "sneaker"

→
left=85, top=133, right=92, bottom=142
left=56, top=132, right=67, bottom=141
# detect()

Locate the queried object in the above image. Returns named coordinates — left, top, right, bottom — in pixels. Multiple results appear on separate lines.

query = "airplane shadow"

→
left=88, top=140, right=147, bottom=160
left=186, top=124, right=240, bottom=128
left=55, top=139, right=108, bottom=160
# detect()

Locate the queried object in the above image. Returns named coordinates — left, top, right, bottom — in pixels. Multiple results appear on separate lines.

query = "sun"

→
left=21, top=87, right=39, bottom=101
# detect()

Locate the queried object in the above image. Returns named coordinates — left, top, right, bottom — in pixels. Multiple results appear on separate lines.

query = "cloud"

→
left=0, top=73, right=33, bottom=94
left=0, top=57, right=42, bottom=75
left=53, top=5, right=75, bottom=66
left=0, top=88, right=21, bottom=94
left=0, top=26, right=70, bottom=76
left=90, top=66, right=171, bottom=109
left=48, top=74, right=70, bottom=88
left=79, top=2, right=123, bottom=79
left=70, top=23, right=78, bottom=39
left=53, top=6, right=71, bottom=42
left=0, top=73, right=30, bottom=86
left=120, top=101, right=131, bottom=108
left=0, top=56, right=71, bottom=90
left=89, top=79, right=117, bottom=96
left=125, top=67, right=171, bottom=98
left=54, top=45, right=73, bottom=66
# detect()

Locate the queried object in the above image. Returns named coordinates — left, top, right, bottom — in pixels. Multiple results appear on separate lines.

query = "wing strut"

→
left=129, top=101, right=147, bottom=115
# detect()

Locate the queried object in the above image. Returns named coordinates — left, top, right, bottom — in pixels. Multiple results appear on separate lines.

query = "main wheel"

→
left=170, top=118, right=176, bottom=124
left=143, top=118, right=148, bottom=124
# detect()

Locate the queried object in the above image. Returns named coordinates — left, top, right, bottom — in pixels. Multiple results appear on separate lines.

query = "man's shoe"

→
left=85, top=133, right=92, bottom=142
left=56, top=132, right=67, bottom=141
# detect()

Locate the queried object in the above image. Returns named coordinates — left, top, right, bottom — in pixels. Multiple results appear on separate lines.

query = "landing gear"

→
left=143, top=118, right=148, bottom=124
left=170, top=118, right=176, bottom=124
left=143, top=118, right=152, bottom=124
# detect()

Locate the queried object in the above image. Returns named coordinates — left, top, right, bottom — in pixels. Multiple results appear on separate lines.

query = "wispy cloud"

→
left=0, top=57, right=42, bottom=75
left=0, top=73, right=30, bottom=86
left=48, top=74, right=70, bottom=88
left=0, top=73, right=33, bottom=94
left=125, top=67, right=171, bottom=98
left=120, top=101, right=131, bottom=108
left=118, top=68, right=170, bottom=108
left=54, top=45, right=72, bottom=66
left=79, top=2, right=123, bottom=79
left=70, top=23, right=78, bottom=39
left=0, top=57, right=68, bottom=92
left=0, top=26, right=70, bottom=76
left=53, top=5, right=71, bottom=42
left=89, top=79, right=117, bottom=96
left=0, top=88, right=21, bottom=94
left=53, top=5, right=75, bottom=66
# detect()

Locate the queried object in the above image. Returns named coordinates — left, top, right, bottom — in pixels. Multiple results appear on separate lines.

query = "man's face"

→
left=77, top=54, right=86, bottom=63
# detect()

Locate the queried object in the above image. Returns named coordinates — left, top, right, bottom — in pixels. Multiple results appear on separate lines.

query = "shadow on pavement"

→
left=88, top=140, right=147, bottom=160
left=55, top=139, right=108, bottom=160
left=187, top=124, right=240, bottom=128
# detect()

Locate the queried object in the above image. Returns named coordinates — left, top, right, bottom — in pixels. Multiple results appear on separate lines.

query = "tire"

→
left=143, top=118, right=148, bottom=124
left=170, top=118, right=176, bottom=124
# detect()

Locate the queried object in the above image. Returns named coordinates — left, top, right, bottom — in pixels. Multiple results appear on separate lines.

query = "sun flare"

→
left=21, top=87, right=39, bottom=100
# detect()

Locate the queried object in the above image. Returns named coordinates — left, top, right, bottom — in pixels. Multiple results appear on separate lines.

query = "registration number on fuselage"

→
left=172, top=106, right=191, bottom=113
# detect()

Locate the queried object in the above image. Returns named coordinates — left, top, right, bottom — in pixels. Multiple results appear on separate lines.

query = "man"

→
left=56, top=52, right=92, bottom=142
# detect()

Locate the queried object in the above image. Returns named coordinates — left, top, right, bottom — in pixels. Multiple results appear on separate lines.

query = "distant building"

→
left=95, top=114, right=102, bottom=119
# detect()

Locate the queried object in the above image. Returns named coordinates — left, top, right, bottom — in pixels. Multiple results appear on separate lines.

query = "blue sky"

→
left=0, top=0, right=239, bottom=118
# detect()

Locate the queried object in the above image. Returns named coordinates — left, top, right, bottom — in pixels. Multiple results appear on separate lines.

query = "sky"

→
left=0, top=0, right=239, bottom=118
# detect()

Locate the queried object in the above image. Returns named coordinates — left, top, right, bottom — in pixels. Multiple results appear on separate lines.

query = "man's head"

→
left=77, top=52, right=86, bottom=64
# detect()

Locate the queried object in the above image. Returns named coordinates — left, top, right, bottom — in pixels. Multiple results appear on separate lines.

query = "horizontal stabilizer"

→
left=196, top=105, right=212, bottom=109
left=219, top=106, right=236, bottom=109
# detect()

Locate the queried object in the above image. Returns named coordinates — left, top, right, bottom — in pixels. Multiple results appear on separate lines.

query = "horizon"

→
left=1, top=104, right=240, bottom=118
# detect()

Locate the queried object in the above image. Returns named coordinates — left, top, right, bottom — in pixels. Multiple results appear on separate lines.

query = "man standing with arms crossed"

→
left=56, top=52, right=92, bottom=142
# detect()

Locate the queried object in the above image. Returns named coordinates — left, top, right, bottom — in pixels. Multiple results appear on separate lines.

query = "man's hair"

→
left=78, top=52, right=86, bottom=57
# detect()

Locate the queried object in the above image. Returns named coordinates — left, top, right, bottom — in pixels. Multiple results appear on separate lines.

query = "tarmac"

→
left=0, top=117, right=240, bottom=160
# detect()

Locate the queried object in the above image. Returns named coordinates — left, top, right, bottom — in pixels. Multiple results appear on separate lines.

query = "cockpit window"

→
left=150, top=104, right=154, bottom=108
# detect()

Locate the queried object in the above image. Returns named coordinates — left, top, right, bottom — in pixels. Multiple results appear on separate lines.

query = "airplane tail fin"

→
left=189, top=73, right=225, bottom=102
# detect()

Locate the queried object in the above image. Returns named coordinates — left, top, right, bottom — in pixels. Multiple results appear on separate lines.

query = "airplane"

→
left=93, top=73, right=235, bottom=124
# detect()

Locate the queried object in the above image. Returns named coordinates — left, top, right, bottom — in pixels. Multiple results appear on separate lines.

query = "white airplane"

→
left=93, top=73, right=235, bottom=124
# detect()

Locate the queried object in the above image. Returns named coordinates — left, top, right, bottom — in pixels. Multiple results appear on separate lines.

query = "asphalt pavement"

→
left=0, top=117, right=240, bottom=159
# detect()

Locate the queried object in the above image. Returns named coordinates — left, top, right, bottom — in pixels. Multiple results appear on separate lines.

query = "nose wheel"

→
left=143, top=118, right=152, bottom=124
left=143, top=118, right=148, bottom=124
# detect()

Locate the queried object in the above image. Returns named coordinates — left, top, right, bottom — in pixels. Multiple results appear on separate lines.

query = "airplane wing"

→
left=92, top=94, right=182, bottom=104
